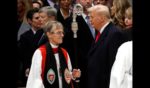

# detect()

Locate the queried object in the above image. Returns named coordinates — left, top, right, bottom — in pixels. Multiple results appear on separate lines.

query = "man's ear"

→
left=27, top=18, right=32, bottom=25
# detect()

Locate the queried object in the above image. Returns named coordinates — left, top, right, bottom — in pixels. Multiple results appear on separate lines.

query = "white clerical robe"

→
left=26, top=43, right=72, bottom=88
left=109, top=41, right=132, bottom=88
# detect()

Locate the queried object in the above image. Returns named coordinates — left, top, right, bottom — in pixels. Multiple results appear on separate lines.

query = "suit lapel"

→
left=88, top=22, right=112, bottom=54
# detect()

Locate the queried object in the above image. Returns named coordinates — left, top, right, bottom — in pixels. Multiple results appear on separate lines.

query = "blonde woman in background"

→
left=110, top=0, right=130, bottom=29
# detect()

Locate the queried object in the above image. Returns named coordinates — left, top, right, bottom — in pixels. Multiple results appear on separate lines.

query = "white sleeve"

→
left=26, top=49, right=45, bottom=88
left=109, top=41, right=132, bottom=88
left=109, top=43, right=128, bottom=88
left=66, top=52, right=72, bottom=72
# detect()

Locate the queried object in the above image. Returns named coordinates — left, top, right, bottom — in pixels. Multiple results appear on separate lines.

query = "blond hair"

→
left=88, top=4, right=111, bottom=19
left=112, top=0, right=130, bottom=29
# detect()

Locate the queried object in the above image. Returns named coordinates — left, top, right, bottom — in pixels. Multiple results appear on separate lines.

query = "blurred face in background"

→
left=37, top=0, right=43, bottom=7
left=39, top=7, right=57, bottom=28
left=29, top=12, right=42, bottom=30
left=93, top=0, right=107, bottom=5
left=32, top=2, right=41, bottom=9
left=124, top=7, right=132, bottom=29
left=39, top=12, right=49, bottom=26
left=59, top=0, right=71, bottom=10
left=79, top=0, right=92, bottom=9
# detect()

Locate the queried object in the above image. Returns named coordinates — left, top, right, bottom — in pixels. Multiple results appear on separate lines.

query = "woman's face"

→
left=48, top=28, right=64, bottom=45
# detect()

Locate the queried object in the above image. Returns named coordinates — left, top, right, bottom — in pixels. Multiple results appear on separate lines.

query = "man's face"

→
left=79, top=0, right=92, bottom=9
left=39, top=12, right=49, bottom=26
left=39, top=12, right=56, bottom=28
left=89, top=10, right=102, bottom=30
left=31, top=13, right=42, bottom=29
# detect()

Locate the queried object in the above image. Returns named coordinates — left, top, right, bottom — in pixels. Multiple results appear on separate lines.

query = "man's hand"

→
left=72, top=69, right=81, bottom=79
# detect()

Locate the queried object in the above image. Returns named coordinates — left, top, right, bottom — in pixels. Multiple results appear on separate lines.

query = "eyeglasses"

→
left=51, top=31, right=65, bottom=35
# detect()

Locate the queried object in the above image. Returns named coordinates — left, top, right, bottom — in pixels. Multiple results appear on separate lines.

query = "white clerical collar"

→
left=50, top=42, right=58, bottom=48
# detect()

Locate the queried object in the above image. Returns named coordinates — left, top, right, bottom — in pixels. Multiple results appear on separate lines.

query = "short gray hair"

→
left=43, top=21, right=64, bottom=33
left=39, top=6, right=57, bottom=18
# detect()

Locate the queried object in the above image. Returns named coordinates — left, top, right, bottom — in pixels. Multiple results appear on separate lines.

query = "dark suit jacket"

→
left=37, top=33, right=48, bottom=47
left=87, top=22, right=127, bottom=88
left=123, top=27, right=132, bottom=41
left=76, top=16, right=95, bottom=88
left=60, top=15, right=95, bottom=67
left=57, top=9, right=73, bottom=33
left=56, top=9, right=75, bottom=66
left=75, top=16, right=95, bottom=79
left=18, top=29, right=43, bottom=70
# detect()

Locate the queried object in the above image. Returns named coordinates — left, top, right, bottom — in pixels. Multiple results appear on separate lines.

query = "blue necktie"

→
left=86, top=16, right=95, bottom=38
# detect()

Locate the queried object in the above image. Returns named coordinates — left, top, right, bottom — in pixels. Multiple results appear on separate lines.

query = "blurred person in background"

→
left=123, top=6, right=132, bottom=41
left=32, top=1, right=42, bottom=9
left=110, top=0, right=130, bottom=29
left=17, top=0, right=33, bottom=41
left=18, top=8, right=43, bottom=86
left=38, top=6, right=57, bottom=47
left=43, top=0, right=59, bottom=10
left=93, top=0, right=111, bottom=8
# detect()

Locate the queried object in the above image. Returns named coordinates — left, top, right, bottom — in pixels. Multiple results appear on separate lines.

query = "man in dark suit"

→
left=87, top=4, right=127, bottom=88
left=18, top=8, right=43, bottom=85
left=38, top=6, right=57, bottom=47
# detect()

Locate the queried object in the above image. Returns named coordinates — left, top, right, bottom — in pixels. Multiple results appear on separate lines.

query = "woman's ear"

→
left=46, top=32, right=52, bottom=39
